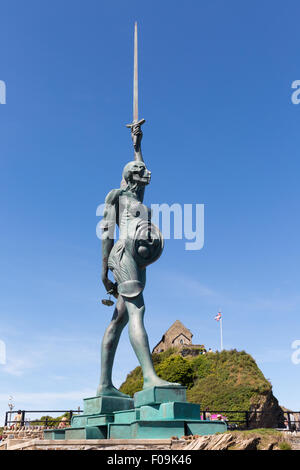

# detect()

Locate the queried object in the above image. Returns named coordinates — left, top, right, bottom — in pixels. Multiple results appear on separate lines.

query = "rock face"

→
left=249, top=391, right=285, bottom=428
left=184, top=433, right=235, bottom=451
left=0, top=438, right=183, bottom=451
left=184, top=432, right=290, bottom=451
left=2, top=433, right=297, bottom=451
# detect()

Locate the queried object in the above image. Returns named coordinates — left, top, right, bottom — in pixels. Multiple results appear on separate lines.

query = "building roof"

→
left=152, top=320, right=193, bottom=352
left=165, top=320, right=193, bottom=340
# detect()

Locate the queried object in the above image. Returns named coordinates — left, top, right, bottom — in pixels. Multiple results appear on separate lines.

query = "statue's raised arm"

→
left=126, top=119, right=145, bottom=162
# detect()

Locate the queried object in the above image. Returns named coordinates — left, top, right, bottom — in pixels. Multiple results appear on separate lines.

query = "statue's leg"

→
left=97, top=295, right=130, bottom=398
left=125, top=293, right=180, bottom=390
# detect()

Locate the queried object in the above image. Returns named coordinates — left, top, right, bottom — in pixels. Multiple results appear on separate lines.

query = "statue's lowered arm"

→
left=101, top=190, right=119, bottom=298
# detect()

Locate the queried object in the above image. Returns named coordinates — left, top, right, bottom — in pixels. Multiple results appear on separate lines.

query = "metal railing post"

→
left=287, top=412, right=292, bottom=431
left=245, top=411, right=250, bottom=428
left=21, top=410, right=25, bottom=427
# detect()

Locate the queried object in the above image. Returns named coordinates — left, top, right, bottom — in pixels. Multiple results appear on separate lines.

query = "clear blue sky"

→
left=1, top=0, right=300, bottom=423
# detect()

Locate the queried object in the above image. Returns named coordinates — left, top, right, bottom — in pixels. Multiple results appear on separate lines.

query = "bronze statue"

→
left=97, top=23, right=178, bottom=397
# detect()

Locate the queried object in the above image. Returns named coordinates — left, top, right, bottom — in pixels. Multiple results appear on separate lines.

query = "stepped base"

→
left=44, top=387, right=227, bottom=440
left=44, top=426, right=107, bottom=440
left=83, top=395, right=134, bottom=414
left=65, top=426, right=107, bottom=440
left=140, top=402, right=200, bottom=420
left=109, top=419, right=226, bottom=439
left=134, top=386, right=186, bottom=407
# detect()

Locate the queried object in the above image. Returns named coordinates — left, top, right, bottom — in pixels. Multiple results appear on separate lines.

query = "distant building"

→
left=152, top=320, right=205, bottom=354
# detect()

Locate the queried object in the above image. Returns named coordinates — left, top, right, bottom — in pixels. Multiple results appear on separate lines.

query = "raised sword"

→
left=126, top=22, right=145, bottom=161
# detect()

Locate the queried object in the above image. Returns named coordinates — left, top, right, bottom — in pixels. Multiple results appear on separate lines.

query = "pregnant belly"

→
left=129, top=220, right=164, bottom=268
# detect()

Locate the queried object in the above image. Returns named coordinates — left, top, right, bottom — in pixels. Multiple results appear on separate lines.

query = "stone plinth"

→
left=84, top=395, right=134, bottom=414
left=134, top=386, right=186, bottom=407
left=43, top=386, right=227, bottom=441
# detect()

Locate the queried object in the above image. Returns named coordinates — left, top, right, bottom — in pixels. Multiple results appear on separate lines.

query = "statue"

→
left=97, top=23, right=178, bottom=398
left=43, top=23, right=228, bottom=442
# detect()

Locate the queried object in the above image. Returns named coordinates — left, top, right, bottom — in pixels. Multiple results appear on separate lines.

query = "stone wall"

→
left=1, top=438, right=186, bottom=451
left=2, top=434, right=298, bottom=451
left=1, top=426, right=45, bottom=442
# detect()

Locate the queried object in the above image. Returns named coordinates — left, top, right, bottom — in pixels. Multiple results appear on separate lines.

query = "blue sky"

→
left=1, top=0, right=300, bottom=423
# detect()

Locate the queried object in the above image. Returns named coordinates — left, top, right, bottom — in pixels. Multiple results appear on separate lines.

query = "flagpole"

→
left=220, top=317, right=223, bottom=351
left=214, top=311, right=223, bottom=351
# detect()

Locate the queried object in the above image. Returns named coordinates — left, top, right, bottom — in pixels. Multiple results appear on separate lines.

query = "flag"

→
left=215, top=312, right=222, bottom=321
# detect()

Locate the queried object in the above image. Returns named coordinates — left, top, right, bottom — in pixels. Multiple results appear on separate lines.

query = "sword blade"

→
left=133, top=21, right=138, bottom=123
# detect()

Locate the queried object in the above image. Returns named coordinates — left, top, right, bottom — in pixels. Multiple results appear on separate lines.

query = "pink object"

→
left=210, top=414, right=227, bottom=421
left=214, top=312, right=222, bottom=321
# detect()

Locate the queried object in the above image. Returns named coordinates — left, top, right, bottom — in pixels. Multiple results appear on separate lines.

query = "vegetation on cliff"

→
left=120, top=348, right=277, bottom=414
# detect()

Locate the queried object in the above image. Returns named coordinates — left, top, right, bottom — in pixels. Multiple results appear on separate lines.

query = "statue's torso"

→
left=118, top=193, right=151, bottom=240
left=108, top=190, right=163, bottom=276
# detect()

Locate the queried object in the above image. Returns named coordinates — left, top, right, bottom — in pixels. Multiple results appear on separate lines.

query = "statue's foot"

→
left=97, top=384, right=130, bottom=399
left=143, top=376, right=181, bottom=390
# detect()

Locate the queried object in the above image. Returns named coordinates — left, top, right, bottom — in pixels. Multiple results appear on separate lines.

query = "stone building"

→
left=152, top=320, right=204, bottom=354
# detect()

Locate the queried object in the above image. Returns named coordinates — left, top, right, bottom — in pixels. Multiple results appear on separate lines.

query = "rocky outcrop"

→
left=1, top=434, right=297, bottom=451
left=249, top=391, right=285, bottom=428
left=1, top=438, right=182, bottom=451
left=184, top=432, right=291, bottom=451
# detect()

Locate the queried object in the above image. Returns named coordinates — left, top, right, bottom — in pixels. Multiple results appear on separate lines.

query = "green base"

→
left=140, top=401, right=200, bottom=421
left=186, top=421, right=226, bottom=435
left=134, top=386, right=186, bottom=407
left=65, top=425, right=107, bottom=440
left=44, top=386, right=227, bottom=440
left=43, top=429, right=66, bottom=440
left=43, top=426, right=107, bottom=440
left=109, top=419, right=226, bottom=439
left=83, top=395, right=134, bottom=414
left=109, top=420, right=185, bottom=439
left=113, top=408, right=140, bottom=423
left=87, top=414, right=114, bottom=426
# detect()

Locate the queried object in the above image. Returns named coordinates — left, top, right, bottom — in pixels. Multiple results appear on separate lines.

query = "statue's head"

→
left=122, top=161, right=151, bottom=187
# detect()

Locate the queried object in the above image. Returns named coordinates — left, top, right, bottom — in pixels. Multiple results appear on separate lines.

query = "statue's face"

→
left=123, top=161, right=151, bottom=186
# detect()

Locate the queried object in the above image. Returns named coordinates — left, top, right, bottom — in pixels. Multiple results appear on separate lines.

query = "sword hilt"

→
left=126, top=118, right=145, bottom=129
left=126, top=119, right=145, bottom=162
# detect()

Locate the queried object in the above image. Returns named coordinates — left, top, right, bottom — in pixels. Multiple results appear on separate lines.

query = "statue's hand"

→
left=131, top=124, right=143, bottom=152
left=102, top=276, right=118, bottom=299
